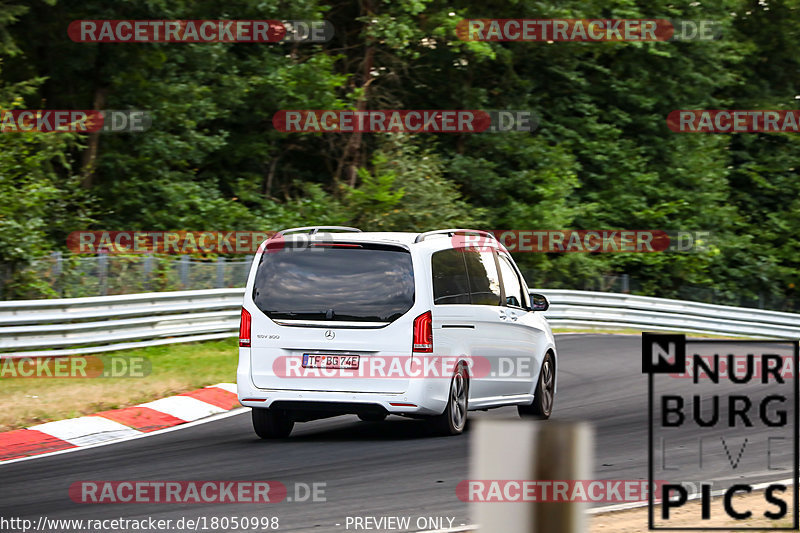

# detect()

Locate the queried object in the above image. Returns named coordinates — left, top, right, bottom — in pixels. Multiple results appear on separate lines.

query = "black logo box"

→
left=643, top=333, right=799, bottom=530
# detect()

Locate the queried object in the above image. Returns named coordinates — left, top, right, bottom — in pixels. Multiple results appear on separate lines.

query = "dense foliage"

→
left=0, top=0, right=798, bottom=307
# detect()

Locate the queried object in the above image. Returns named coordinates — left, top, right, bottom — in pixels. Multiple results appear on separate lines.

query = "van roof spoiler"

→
left=275, top=226, right=362, bottom=237
left=414, top=229, right=498, bottom=244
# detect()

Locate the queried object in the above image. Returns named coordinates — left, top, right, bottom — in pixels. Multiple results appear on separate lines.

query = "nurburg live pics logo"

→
left=643, top=333, right=799, bottom=530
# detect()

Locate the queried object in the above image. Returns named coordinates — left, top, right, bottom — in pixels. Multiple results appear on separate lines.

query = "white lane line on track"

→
left=0, top=407, right=251, bottom=467
left=29, top=416, right=142, bottom=446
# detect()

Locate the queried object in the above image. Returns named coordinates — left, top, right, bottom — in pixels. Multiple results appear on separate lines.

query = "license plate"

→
left=302, top=354, right=360, bottom=369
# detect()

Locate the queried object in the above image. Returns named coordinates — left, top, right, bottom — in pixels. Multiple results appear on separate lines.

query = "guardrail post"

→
left=179, top=256, right=190, bottom=289
left=143, top=253, right=153, bottom=291
left=98, top=253, right=108, bottom=296
left=216, top=256, right=225, bottom=288
left=51, top=251, right=62, bottom=278
left=51, top=251, right=63, bottom=296
left=471, top=419, right=593, bottom=533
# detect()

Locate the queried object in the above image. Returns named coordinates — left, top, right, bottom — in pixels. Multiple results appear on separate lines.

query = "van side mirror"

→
left=530, top=293, right=549, bottom=312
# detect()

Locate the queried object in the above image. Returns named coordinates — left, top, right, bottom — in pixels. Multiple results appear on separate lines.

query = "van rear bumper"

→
left=237, top=349, right=448, bottom=415
left=237, top=383, right=447, bottom=416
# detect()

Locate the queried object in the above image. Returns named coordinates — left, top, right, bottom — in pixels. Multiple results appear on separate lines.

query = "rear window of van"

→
left=253, top=243, right=415, bottom=323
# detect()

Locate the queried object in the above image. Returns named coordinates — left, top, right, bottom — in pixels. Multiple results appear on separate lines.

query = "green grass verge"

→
left=0, top=338, right=238, bottom=432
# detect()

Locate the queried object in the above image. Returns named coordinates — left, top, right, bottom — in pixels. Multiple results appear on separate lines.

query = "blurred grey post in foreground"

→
left=470, top=420, right=593, bottom=533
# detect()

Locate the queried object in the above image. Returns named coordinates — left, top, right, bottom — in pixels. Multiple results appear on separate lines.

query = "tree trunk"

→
left=80, top=88, right=107, bottom=189
left=335, top=0, right=375, bottom=190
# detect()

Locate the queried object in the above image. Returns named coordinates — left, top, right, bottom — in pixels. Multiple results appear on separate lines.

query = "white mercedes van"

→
left=237, top=227, right=557, bottom=438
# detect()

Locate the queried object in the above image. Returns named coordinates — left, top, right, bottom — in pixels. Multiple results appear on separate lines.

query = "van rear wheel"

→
left=252, top=408, right=294, bottom=439
left=519, top=353, right=554, bottom=419
left=429, top=361, right=469, bottom=436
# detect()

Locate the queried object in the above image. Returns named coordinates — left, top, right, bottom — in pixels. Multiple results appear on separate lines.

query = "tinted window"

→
left=464, top=250, right=502, bottom=306
left=498, top=254, right=525, bottom=308
left=432, top=249, right=470, bottom=305
left=253, top=244, right=414, bottom=322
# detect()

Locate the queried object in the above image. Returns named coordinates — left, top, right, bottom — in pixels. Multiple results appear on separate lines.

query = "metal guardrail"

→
left=535, top=289, right=800, bottom=339
left=0, top=289, right=246, bottom=357
left=1, top=288, right=799, bottom=357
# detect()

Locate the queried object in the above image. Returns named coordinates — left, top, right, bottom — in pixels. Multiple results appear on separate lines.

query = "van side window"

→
left=431, top=248, right=471, bottom=304
left=464, top=249, right=502, bottom=306
left=497, top=253, right=525, bottom=308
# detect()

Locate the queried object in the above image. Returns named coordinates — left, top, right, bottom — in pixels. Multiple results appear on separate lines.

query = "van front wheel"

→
left=252, top=408, right=294, bottom=439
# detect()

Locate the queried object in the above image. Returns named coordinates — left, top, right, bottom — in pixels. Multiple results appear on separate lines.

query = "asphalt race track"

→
left=0, top=334, right=795, bottom=532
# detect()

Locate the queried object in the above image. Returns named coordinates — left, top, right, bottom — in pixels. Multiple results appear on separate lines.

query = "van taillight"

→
left=413, top=311, right=433, bottom=352
left=239, top=308, right=251, bottom=347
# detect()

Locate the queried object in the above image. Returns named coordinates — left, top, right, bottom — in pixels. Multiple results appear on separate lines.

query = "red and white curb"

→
left=0, top=383, right=238, bottom=462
